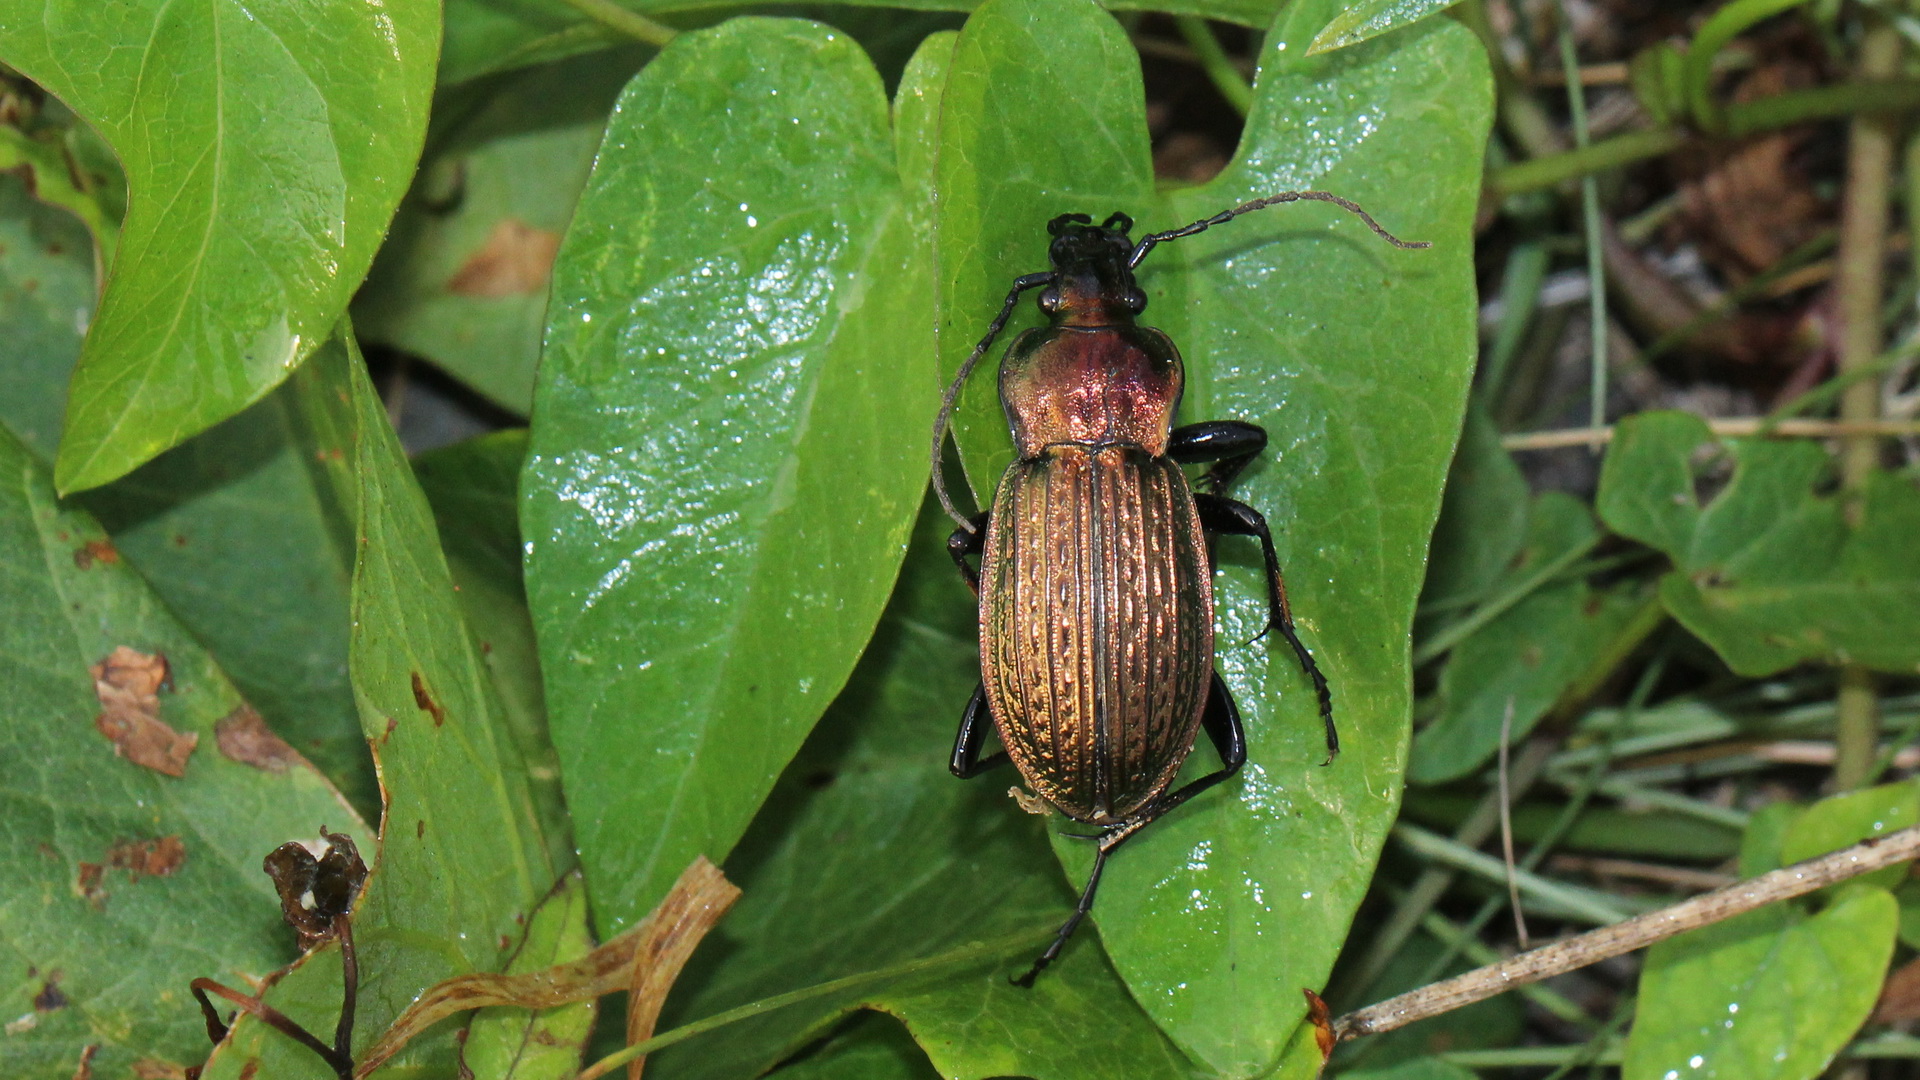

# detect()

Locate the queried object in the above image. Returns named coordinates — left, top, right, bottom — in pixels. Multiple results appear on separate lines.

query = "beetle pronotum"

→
left=930, top=192, right=1426, bottom=985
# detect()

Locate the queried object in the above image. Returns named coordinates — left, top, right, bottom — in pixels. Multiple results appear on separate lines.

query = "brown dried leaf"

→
left=354, top=857, right=739, bottom=1079
left=1678, top=63, right=1827, bottom=283
left=446, top=218, right=561, bottom=298
left=91, top=646, right=196, bottom=777
left=215, top=705, right=306, bottom=772
left=1874, top=954, right=1920, bottom=1024
left=1303, top=988, right=1335, bottom=1064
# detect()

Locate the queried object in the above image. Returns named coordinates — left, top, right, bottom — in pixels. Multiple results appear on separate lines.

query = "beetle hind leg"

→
left=1195, top=492, right=1337, bottom=764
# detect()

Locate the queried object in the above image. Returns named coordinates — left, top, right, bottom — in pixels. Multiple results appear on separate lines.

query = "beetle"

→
left=929, top=192, right=1426, bottom=985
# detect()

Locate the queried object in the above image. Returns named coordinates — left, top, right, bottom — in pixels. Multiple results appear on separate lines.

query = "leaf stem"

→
left=551, top=0, right=677, bottom=47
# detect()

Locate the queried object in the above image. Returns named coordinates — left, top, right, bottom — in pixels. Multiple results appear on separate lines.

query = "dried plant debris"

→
left=215, top=705, right=307, bottom=773
left=90, top=646, right=196, bottom=777
left=263, top=829, right=368, bottom=947
left=447, top=218, right=562, bottom=298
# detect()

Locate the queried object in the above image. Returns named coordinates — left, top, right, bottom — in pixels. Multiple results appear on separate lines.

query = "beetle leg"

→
left=950, top=683, right=1009, bottom=778
left=1194, top=493, right=1338, bottom=764
left=1013, top=843, right=1112, bottom=988
left=1167, top=420, right=1267, bottom=493
left=947, top=513, right=989, bottom=595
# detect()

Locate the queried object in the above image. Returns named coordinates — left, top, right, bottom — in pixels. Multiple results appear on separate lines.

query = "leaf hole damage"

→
left=411, top=672, right=447, bottom=726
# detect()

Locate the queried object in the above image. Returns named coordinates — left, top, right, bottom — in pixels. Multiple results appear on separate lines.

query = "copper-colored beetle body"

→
left=981, top=321, right=1212, bottom=825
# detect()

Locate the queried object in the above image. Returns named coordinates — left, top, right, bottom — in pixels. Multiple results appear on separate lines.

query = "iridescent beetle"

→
left=930, top=193, right=1426, bottom=984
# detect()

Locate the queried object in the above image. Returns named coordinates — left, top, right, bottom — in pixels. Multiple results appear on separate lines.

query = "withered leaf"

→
left=263, top=828, right=367, bottom=946
left=1875, top=954, right=1920, bottom=1024
left=446, top=217, right=561, bottom=298
left=215, top=705, right=305, bottom=773
left=354, top=858, right=738, bottom=1079
left=91, top=646, right=196, bottom=777
left=1303, top=988, right=1334, bottom=1062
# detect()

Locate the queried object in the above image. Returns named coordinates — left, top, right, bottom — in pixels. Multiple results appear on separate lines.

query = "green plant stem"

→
left=1583, top=776, right=1751, bottom=830
left=1173, top=17, right=1252, bottom=117
left=552, top=0, right=677, bottom=47
left=1556, top=8, right=1607, bottom=441
left=573, top=927, right=1052, bottom=1080
left=1830, top=20, right=1902, bottom=793
left=1489, top=80, right=1920, bottom=197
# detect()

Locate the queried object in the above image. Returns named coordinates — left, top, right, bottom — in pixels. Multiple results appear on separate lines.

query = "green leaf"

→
left=1345, top=1059, right=1480, bottom=1080
left=0, top=420, right=368, bottom=1080
left=80, top=380, right=373, bottom=817
left=770, top=1013, right=941, bottom=1080
left=1683, top=0, right=1816, bottom=130
left=0, top=172, right=94, bottom=460
left=1308, top=0, right=1464, bottom=56
left=649, top=501, right=1191, bottom=1080
left=1629, top=41, right=1689, bottom=127
left=1596, top=411, right=1920, bottom=676
left=1411, top=494, right=1640, bottom=784
left=1779, top=781, right=1919, bottom=891
left=522, top=17, right=935, bottom=938
left=931, top=0, right=1489, bottom=1071
left=1623, top=885, right=1897, bottom=1080
left=356, top=51, right=645, bottom=413
left=198, top=334, right=556, bottom=1080
left=0, top=1, right=440, bottom=492
left=461, top=872, right=597, bottom=1080
left=1420, top=401, right=1530, bottom=617
left=1736, top=800, right=1802, bottom=878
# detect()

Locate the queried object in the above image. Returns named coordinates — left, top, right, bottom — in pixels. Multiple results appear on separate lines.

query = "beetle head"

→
left=1039, top=212, right=1146, bottom=323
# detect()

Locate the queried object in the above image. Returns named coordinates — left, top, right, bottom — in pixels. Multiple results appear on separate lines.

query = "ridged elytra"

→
left=930, top=193, right=1427, bottom=986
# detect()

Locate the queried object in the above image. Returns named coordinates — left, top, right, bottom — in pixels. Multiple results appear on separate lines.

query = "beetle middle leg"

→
left=1195, top=491, right=1337, bottom=763
left=950, top=683, right=1009, bottom=778
left=1168, top=419, right=1266, bottom=493
left=1014, top=672, right=1248, bottom=986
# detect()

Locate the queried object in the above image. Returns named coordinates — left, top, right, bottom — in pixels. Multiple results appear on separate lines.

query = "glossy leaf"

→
left=522, top=18, right=933, bottom=936
left=1596, top=411, right=1920, bottom=676
left=770, top=1013, right=942, bottom=1080
left=1411, top=494, right=1641, bottom=784
left=0, top=420, right=367, bottom=1080
left=1779, top=781, right=1919, bottom=892
left=1623, top=884, right=1896, bottom=1080
left=649, top=501, right=1192, bottom=1080
left=199, top=335, right=556, bottom=1080
left=0, top=172, right=93, bottom=460
left=460, top=873, right=596, bottom=1080
left=0, top=1, right=440, bottom=492
left=1419, top=402, right=1529, bottom=619
left=1308, top=0, right=1464, bottom=56
left=931, top=0, right=1489, bottom=1072
left=357, top=52, right=644, bottom=413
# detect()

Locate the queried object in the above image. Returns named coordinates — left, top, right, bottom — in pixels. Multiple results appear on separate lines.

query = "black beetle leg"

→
left=1014, top=673, right=1248, bottom=988
left=1195, top=492, right=1337, bottom=764
left=950, top=683, right=1008, bottom=778
left=947, top=513, right=989, bottom=596
left=1168, top=420, right=1267, bottom=494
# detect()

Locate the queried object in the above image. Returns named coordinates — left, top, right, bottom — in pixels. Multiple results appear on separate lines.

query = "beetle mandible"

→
left=929, top=191, right=1427, bottom=986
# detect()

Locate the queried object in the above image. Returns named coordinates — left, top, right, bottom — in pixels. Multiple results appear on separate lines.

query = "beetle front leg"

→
left=1168, top=420, right=1266, bottom=493
left=1194, top=492, right=1337, bottom=764
left=947, top=513, right=989, bottom=595
left=950, top=682, right=1008, bottom=778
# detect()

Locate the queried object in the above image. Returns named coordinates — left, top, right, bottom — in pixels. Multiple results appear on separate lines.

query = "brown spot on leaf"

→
left=1303, top=988, right=1334, bottom=1062
left=215, top=705, right=305, bottom=772
left=132, top=1061, right=187, bottom=1080
left=71, top=1044, right=97, bottom=1080
left=106, top=835, right=187, bottom=878
left=412, top=672, right=446, bottom=727
left=447, top=218, right=561, bottom=298
left=91, top=647, right=196, bottom=777
left=1520, top=644, right=1544, bottom=669
left=34, top=974, right=67, bottom=1011
left=416, top=819, right=425, bottom=839
left=75, top=863, right=105, bottom=904
left=72, top=539, right=118, bottom=569
left=237, top=1061, right=259, bottom=1080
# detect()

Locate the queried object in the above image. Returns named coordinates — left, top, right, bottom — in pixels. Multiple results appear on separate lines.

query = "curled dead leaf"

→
left=215, top=705, right=306, bottom=773
left=447, top=218, right=561, bottom=298
left=91, top=647, right=196, bottom=777
left=354, top=857, right=738, bottom=1079
left=1303, top=988, right=1334, bottom=1065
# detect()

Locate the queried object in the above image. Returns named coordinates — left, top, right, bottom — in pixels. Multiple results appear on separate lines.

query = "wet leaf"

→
left=1623, top=884, right=1896, bottom=1080
left=197, top=334, right=557, bottom=1080
left=521, top=17, right=934, bottom=938
left=356, top=51, right=644, bottom=413
left=647, top=501, right=1192, bottom=1080
left=460, top=873, right=597, bottom=1080
left=1779, top=782, right=1920, bottom=892
left=1308, top=0, right=1463, bottom=56
left=931, top=0, right=1488, bottom=1072
left=0, top=2, right=441, bottom=492
left=1595, top=411, right=1920, bottom=676
left=0, top=420, right=367, bottom=1080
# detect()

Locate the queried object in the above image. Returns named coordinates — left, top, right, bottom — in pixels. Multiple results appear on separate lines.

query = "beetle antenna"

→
left=1128, top=191, right=1429, bottom=268
left=932, top=271, right=1056, bottom=530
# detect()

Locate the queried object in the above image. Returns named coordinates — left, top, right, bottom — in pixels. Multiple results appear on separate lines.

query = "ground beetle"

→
left=930, top=192, right=1426, bottom=985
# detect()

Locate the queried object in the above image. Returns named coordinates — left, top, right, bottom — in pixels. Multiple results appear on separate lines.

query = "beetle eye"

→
left=1038, top=287, right=1063, bottom=313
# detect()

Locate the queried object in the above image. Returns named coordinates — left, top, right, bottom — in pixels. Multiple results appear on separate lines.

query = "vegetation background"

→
left=1, top=0, right=1918, bottom=1078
